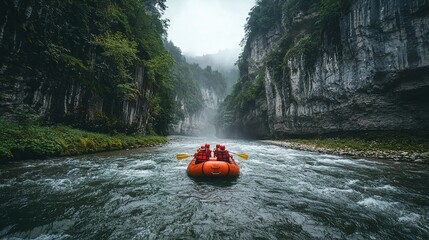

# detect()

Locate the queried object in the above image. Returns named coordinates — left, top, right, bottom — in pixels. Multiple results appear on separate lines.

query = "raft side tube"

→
left=187, top=157, right=239, bottom=177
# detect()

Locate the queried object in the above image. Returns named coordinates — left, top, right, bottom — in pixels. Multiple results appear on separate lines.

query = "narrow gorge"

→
left=166, top=42, right=227, bottom=136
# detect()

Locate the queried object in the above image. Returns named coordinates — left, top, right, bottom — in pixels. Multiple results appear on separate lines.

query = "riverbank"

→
left=0, top=119, right=168, bottom=161
left=263, top=131, right=429, bottom=163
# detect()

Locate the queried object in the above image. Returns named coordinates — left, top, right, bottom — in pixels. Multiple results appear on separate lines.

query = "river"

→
left=0, top=136, right=428, bottom=239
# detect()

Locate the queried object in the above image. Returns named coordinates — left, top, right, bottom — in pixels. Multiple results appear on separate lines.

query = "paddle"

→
left=230, top=152, right=249, bottom=160
left=176, top=153, right=193, bottom=160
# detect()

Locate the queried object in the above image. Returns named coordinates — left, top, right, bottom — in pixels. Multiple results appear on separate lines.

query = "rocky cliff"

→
left=0, top=0, right=174, bottom=134
left=216, top=0, right=429, bottom=138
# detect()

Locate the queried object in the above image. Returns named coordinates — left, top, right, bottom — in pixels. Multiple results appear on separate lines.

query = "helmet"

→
left=205, top=143, right=210, bottom=149
left=220, top=145, right=225, bottom=150
left=216, top=144, right=220, bottom=148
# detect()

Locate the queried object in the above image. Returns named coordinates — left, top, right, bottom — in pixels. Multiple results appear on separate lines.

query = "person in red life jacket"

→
left=194, top=145, right=209, bottom=164
left=193, top=145, right=202, bottom=158
left=195, top=145, right=201, bottom=162
left=205, top=143, right=212, bottom=158
left=213, top=144, right=221, bottom=158
left=217, top=145, right=230, bottom=163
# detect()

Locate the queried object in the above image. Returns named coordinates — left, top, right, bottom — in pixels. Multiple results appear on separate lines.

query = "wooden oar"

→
left=176, top=153, right=193, bottom=160
left=230, top=152, right=249, bottom=160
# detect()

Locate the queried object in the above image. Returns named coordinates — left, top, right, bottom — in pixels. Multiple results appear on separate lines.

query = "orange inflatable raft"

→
left=187, top=157, right=239, bottom=177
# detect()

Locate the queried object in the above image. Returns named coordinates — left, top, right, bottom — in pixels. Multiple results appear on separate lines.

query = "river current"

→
left=0, top=136, right=428, bottom=239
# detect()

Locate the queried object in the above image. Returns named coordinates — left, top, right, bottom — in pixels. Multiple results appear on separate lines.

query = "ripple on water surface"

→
left=1, top=136, right=429, bottom=239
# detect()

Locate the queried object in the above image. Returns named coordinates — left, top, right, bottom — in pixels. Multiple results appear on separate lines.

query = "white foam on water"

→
left=316, top=157, right=346, bottom=165
left=66, top=168, right=80, bottom=175
left=346, top=179, right=360, bottom=185
left=362, top=184, right=398, bottom=193
left=0, top=183, right=11, bottom=188
left=95, top=167, right=118, bottom=178
left=308, top=164, right=337, bottom=171
left=130, top=160, right=157, bottom=167
left=316, top=187, right=356, bottom=195
left=398, top=211, right=422, bottom=223
left=119, top=169, right=154, bottom=178
left=249, top=159, right=275, bottom=166
left=240, top=167, right=253, bottom=174
left=316, top=157, right=377, bottom=170
left=172, top=166, right=187, bottom=170
left=21, top=179, right=38, bottom=186
left=288, top=180, right=315, bottom=194
left=44, top=178, right=73, bottom=192
left=375, top=185, right=397, bottom=191
left=357, top=197, right=397, bottom=211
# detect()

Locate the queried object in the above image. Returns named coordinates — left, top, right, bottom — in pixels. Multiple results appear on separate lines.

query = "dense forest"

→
left=0, top=0, right=228, bottom=138
left=0, top=0, right=229, bottom=160
left=0, top=0, right=174, bottom=134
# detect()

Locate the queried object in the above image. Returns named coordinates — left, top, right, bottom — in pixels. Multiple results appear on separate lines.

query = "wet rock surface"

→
left=221, top=0, right=429, bottom=138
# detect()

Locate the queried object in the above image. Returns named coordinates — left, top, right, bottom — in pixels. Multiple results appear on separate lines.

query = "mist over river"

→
left=1, top=136, right=428, bottom=239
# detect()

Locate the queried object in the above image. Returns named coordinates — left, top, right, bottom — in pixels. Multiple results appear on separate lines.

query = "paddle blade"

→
left=176, top=153, right=192, bottom=160
left=236, top=153, right=249, bottom=160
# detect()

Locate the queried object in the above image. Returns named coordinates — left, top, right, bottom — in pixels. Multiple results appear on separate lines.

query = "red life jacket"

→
left=195, top=150, right=209, bottom=163
left=213, top=149, right=219, bottom=157
left=217, top=150, right=230, bottom=162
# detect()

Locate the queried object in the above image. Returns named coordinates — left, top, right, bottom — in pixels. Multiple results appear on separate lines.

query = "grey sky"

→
left=164, top=0, right=255, bottom=56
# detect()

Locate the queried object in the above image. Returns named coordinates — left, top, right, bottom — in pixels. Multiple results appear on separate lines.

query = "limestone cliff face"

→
left=0, top=1, right=169, bottom=134
left=1, top=64, right=149, bottom=131
left=220, top=0, right=429, bottom=138
left=1, top=59, right=150, bottom=133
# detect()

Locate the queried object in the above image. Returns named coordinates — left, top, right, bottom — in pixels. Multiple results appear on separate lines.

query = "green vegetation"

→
left=1, top=0, right=174, bottom=135
left=165, top=41, right=227, bottom=122
left=228, top=72, right=265, bottom=112
left=241, top=0, right=343, bottom=74
left=319, top=0, right=341, bottom=27
left=319, top=0, right=342, bottom=43
left=287, top=131, right=429, bottom=153
left=282, top=0, right=319, bottom=27
left=216, top=66, right=259, bottom=133
left=284, top=36, right=319, bottom=69
left=218, top=0, right=345, bottom=135
left=215, top=71, right=265, bottom=132
left=244, top=0, right=285, bottom=42
left=92, top=31, right=138, bottom=82
left=0, top=118, right=167, bottom=161
left=265, top=36, right=292, bottom=83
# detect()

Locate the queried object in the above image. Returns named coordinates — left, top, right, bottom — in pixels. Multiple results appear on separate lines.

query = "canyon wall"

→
left=0, top=0, right=173, bottom=134
left=217, top=0, right=429, bottom=138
